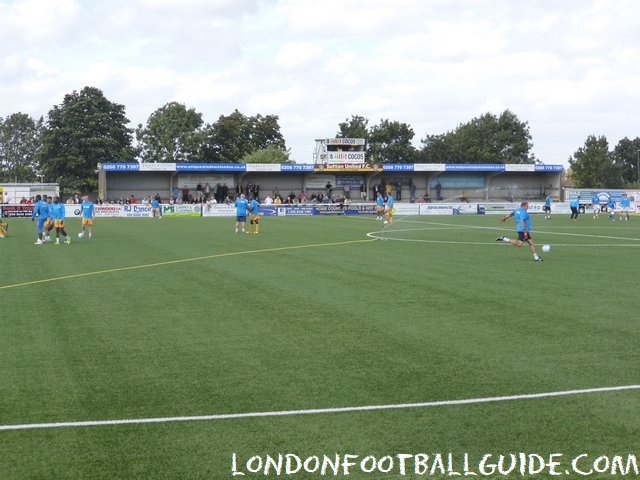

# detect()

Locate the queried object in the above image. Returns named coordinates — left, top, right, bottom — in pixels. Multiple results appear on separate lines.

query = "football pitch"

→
left=1, top=213, right=639, bottom=479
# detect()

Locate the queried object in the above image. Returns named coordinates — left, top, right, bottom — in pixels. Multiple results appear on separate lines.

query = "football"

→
left=542, top=244, right=551, bottom=253
left=78, top=232, right=84, bottom=238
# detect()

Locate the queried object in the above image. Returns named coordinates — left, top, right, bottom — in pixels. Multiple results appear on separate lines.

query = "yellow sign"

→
left=314, top=163, right=381, bottom=172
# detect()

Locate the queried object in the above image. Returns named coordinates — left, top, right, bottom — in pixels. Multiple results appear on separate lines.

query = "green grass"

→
left=1, top=213, right=639, bottom=479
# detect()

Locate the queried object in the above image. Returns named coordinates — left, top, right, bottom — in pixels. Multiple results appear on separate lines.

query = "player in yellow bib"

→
left=384, top=194, right=395, bottom=224
left=246, top=197, right=261, bottom=234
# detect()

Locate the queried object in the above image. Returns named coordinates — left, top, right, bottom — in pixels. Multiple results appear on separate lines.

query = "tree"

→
left=201, top=110, right=286, bottom=163
left=39, top=86, right=135, bottom=194
left=611, top=137, right=640, bottom=186
left=0, top=113, right=43, bottom=182
left=251, top=114, right=286, bottom=151
left=242, top=145, right=293, bottom=164
left=337, top=115, right=369, bottom=139
left=568, top=135, right=619, bottom=188
left=419, top=110, right=536, bottom=164
left=135, top=102, right=204, bottom=163
left=367, top=119, right=417, bottom=163
left=418, top=133, right=453, bottom=163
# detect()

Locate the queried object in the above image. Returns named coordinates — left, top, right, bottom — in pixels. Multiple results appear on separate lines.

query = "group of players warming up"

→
left=234, top=194, right=260, bottom=234
left=375, top=192, right=395, bottom=224
left=29, top=194, right=95, bottom=244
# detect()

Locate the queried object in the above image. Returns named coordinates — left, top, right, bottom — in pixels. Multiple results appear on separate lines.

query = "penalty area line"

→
left=0, top=239, right=376, bottom=291
left=1, top=384, right=638, bottom=432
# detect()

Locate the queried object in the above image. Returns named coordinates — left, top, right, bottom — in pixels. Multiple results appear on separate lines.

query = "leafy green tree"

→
left=251, top=114, right=286, bottom=151
left=39, top=86, right=135, bottom=193
left=0, top=113, right=43, bottom=182
left=136, top=102, right=204, bottom=163
left=419, top=110, right=535, bottom=164
left=367, top=119, right=417, bottom=163
left=418, top=133, right=453, bottom=163
left=201, top=110, right=286, bottom=163
left=611, top=137, right=640, bottom=186
left=568, top=135, right=620, bottom=188
left=242, top=145, right=293, bottom=164
left=337, top=115, right=369, bottom=139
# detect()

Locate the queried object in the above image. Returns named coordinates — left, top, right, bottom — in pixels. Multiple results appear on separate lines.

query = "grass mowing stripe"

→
left=0, top=238, right=375, bottom=290
left=2, top=384, right=638, bottom=431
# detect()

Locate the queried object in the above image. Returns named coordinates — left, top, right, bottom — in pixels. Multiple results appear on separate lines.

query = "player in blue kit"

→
left=51, top=196, right=71, bottom=244
left=235, top=193, right=249, bottom=233
left=42, top=195, right=55, bottom=242
left=607, top=197, right=616, bottom=221
left=79, top=195, right=95, bottom=238
left=543, top=193, right=552, bottom=220
left=246, top=196, right=260, bottom=234
left=569, top=196, right=580, bottom=222
left=384, top=194, right=395, bottom=224
left=496, top=201, right=542, bottom=262
left=619, top=193, right=631, bottom=222
left=591, top=193, right=600, bottom=219
left=150, top=195, right=162, bottom=219
left=375, top=192, right=384, bottom=220
left=30, top=194, right=49, bottom=245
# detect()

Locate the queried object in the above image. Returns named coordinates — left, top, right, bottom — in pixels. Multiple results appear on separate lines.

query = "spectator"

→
left=409, top=181, right=416, bottom=203
left=325, top=181, right=333, bottom=197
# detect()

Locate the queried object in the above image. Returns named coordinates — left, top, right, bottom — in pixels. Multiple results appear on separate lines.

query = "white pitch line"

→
left=366, top=219, right=640, bottom=245
left=1, top=385, right=638, bottom=432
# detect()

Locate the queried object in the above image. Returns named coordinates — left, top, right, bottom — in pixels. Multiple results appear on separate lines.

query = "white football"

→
left=78, top=232, right=84, bottom=238
left=383, top=220, right=389, bottom=225
left=542, top=244, right=550, bottom=253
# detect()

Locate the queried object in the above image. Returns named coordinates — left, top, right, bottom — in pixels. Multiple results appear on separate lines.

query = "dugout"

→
left=98, top=163, right=563, bottom=203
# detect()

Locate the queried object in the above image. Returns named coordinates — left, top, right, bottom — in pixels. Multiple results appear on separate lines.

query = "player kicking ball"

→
left=496, top=201, right=542, bottom=262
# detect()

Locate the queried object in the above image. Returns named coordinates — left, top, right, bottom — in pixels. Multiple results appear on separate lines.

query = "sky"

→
left=1, top=0, right=639, bottom=167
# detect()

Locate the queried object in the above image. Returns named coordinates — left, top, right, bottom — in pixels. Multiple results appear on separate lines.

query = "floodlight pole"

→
left=637, top=150, right=639, bottom=183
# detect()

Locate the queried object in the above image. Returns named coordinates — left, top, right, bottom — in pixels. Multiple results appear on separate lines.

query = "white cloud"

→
left=1, top=0, right=639, bottom=165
